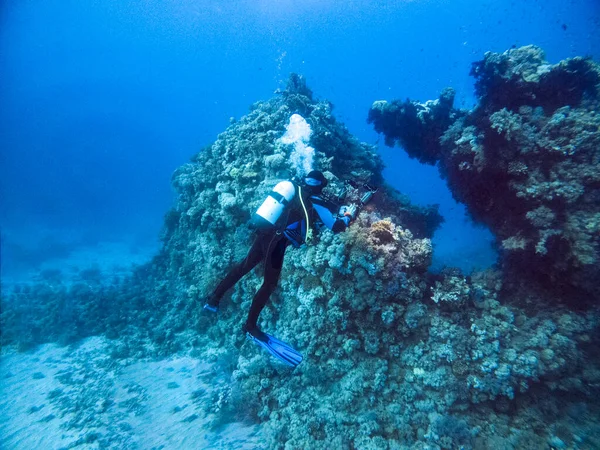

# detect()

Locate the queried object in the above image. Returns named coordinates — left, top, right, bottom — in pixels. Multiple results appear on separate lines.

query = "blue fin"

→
left=203, top=303, right=219, bottom=313
left=246, top=332, right=303, bottom=367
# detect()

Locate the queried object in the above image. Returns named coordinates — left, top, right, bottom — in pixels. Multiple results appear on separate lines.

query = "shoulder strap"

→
left=298, top=185, right=313, bottom=244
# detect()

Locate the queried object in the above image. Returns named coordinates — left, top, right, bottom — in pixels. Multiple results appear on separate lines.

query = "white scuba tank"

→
left=253, top=180, right=296, bottom=228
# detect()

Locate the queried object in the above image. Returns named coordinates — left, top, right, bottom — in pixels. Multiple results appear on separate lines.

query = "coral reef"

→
left=228, top=261, right=600, bottom=449
left=368, top=87, right=460, bottom=164
left=368, top=45, right=600, bottom=303
left=2, top=70, right=600, bottom=449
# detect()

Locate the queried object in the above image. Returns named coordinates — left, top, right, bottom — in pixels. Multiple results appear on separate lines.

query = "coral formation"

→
left=2, top=68, right=600, bottom=449
left=368, top=87, right=459, bottom=164
left=368, top=45, right=600, bottom=303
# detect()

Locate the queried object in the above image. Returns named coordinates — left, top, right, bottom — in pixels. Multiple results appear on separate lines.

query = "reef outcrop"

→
left=2, top=68, right=600, bottom=449
left=368, top=45, right=600, bottom=303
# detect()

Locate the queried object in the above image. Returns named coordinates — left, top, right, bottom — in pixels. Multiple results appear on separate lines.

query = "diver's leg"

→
left=244, top=237, right=288, bottom=333
left=210, top=234, right=267, bottom=305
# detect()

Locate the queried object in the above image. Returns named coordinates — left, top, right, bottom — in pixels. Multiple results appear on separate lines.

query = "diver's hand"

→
left=339, top=204, right=358, bottom=221
left=347, top=204, right=358, bottom=219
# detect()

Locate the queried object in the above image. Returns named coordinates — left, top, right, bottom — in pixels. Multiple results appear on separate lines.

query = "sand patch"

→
left=0, top=337, right=262, bottom=449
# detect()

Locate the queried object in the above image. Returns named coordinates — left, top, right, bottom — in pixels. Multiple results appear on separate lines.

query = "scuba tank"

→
left=251, top=180, right=296, bottom=229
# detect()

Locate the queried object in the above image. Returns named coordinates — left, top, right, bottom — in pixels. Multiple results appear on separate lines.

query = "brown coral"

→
left=370, top=219, right=396, bottom=245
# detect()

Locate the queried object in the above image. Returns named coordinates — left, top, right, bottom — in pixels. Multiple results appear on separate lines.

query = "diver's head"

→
left=304, top=170, right=328, bottom=194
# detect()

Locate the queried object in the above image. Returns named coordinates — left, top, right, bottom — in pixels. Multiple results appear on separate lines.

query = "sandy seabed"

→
left=0, top=337, right=262, bottom=449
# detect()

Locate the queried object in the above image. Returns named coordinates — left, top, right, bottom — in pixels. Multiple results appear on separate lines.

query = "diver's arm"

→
left=311, top=199, right=354, bottom=233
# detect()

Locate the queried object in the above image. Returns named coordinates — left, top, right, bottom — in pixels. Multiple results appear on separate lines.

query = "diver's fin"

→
left=203, top=303, right=219, bottom=313
left=202, top=295, right=220, bottom=314
left=246, top=331, right=303, bottom=367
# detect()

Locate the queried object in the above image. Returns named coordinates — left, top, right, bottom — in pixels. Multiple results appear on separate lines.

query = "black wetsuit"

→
left=211, top=183, right=350, bottom=332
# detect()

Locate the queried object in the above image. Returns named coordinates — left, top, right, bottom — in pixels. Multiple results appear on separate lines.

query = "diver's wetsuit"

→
left=210, top=183, right=350, bottom=332
left=212, top=229, right=287, bottom=331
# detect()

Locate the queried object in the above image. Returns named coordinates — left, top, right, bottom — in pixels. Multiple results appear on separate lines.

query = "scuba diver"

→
left=202, top=170, right=361, bottom=367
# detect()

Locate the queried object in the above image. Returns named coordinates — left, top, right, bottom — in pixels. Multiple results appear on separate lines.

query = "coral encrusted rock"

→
left=368, top=46, right=600, bottom=303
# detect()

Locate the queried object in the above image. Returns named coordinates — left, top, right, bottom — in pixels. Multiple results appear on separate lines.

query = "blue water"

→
left=1, top=0, right=599, bottom=278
